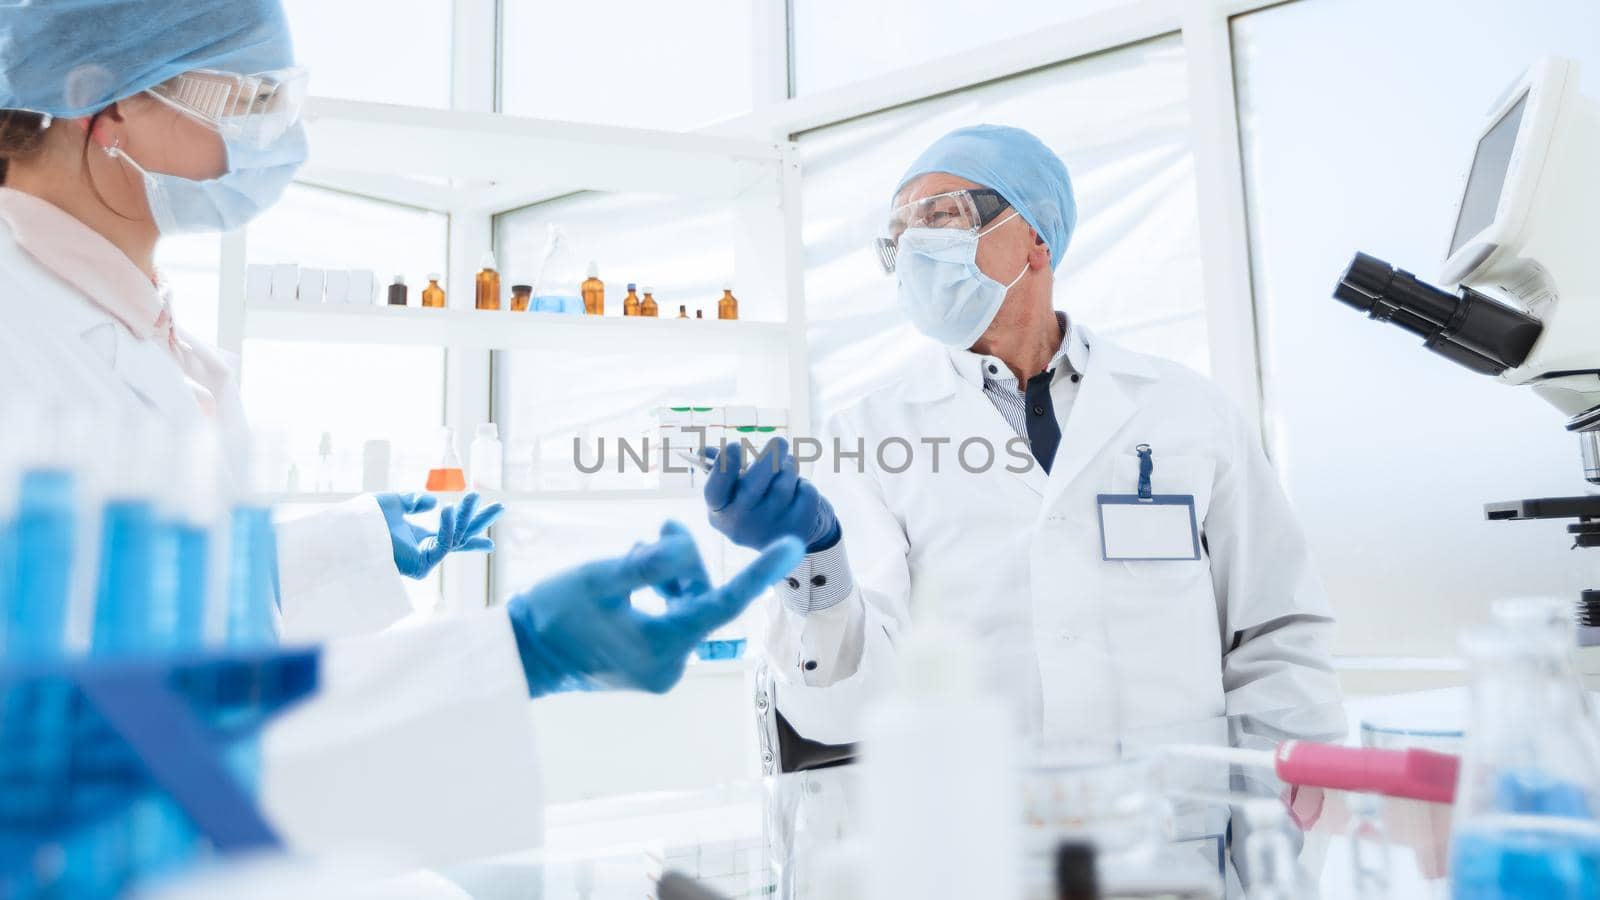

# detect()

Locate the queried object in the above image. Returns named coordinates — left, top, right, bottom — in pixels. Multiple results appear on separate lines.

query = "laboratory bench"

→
left=343, top=692, right=1466, bottom=899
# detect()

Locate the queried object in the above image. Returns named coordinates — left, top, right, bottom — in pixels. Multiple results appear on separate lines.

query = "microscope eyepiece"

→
left=1331, top=252, right=1542, bottom=376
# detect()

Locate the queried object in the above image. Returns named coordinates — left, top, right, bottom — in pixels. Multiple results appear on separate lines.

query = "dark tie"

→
left=1025, top=370, right=1060, bottom=474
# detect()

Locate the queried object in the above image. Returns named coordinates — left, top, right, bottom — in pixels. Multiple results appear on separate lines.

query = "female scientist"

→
left=0, top=0, right=803, bottom=870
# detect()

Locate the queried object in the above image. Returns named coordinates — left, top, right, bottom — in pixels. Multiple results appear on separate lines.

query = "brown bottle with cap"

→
left=641, top=286, right=659, bottom=318
left=421, top=273, right=446, bottom=308
left=581, top=262, right=605, bottom=315
left=623, top=283, right=641, bottom=316
left=717, top=283, right=738, bottom=320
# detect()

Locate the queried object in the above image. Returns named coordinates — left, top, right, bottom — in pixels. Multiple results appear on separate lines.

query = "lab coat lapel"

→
left=927, top=349, right=1048, bottom=497
left=1040, top=333, right=1147, bottom=511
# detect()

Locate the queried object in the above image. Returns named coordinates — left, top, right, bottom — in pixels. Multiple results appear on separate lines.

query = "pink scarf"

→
left=0, top=187, right=220, bottom=415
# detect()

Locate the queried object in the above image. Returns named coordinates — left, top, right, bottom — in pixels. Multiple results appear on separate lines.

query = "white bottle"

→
left=315, top=431, right=334, bottom=493
left=362, top=439, right=391, bottom=492
left=469, top=423, right=503, bottom=491
left=863, top=622, right=1021, bottom=900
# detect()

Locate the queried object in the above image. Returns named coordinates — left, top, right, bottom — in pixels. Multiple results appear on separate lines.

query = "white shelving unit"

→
left=217, top=96, right=811, bottom=614
left=240, top=301, right=790, bottom=354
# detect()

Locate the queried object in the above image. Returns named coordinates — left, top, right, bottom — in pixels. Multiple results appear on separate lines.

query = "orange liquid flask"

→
left=425, top=428, right=467, bottom=491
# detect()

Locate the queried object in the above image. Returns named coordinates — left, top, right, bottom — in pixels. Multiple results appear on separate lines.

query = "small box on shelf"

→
left=348, top=270, right=376, bottom=306
left=245, top=264, right=273, bottom=304
left=323, top=270, right=350, bottom=305
left=297, top=268, right=326, bottom=303
left=270, top=264, right=299, bottom=301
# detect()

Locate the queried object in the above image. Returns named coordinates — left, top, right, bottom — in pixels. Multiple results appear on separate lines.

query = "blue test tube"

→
left=90, top=497, right=163, bottom=657
left=5, top=469, right=77, bottom=660
left=225, top=504, right=280, bottom=648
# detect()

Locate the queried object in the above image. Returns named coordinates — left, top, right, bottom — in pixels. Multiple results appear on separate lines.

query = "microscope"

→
left=1329, top=57, right=1600, bottom=681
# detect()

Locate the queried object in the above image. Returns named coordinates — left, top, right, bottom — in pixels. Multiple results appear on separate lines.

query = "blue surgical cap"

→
left=894, top=125, right=1077, bottom=272
left=0, top=0, right=295, bottom=118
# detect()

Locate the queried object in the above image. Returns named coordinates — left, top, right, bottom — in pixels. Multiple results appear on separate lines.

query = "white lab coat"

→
left=0, top=226, right=544, bottom=868
left=769, top=327, right=1341, bottom=746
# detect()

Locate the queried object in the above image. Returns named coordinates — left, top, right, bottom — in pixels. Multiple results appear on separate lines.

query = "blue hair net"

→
left=894, top=124, right=1077, bottom=272
left=0, top=0, right=295, bottom=118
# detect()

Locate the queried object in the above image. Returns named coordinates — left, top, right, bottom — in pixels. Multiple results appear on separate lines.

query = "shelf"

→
left=264, top=488, right=703, bottom=506
left=299, top=97, right=787, bottom=208
left=242, top=302, right=789, bottom=354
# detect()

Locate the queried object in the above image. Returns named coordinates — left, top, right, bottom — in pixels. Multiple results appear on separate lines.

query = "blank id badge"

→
left=1096, top=494, right=1201, bottom=561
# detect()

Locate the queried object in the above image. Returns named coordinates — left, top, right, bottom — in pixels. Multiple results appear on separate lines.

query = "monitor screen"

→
left=1449, top=93, right=1527, bottom=256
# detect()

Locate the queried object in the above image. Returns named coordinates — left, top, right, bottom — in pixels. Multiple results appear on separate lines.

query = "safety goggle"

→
left=145, top=66, right=309, bottom=147
left=873, top=187, right=1012, bottom=274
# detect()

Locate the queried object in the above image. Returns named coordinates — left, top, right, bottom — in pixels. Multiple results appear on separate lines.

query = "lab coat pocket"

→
left=1109, top=453, right=1215, bottom=580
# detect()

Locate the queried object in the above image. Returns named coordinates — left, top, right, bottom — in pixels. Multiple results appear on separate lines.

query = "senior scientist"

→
left=700, top=125, right=1342, bottom=746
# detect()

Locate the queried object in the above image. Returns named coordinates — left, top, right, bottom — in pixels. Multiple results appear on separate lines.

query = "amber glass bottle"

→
left=641, top=286, right=659, bottom=317
left=623, top=283, right=641, bottom=316
left=421, top=273, right=446, bottom=308
left=581, top=261, right=605, bottom=315
left=510, top=284, right=533, bottom=312
left=717, top=283, right=738, bottom=320
left=475, top=251, right=501, bottom=311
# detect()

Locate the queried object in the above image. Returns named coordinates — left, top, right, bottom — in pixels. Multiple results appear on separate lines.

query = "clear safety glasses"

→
left=873, top=187, right=1011, bottom=274
left=146, top=66, right=309, bottom=147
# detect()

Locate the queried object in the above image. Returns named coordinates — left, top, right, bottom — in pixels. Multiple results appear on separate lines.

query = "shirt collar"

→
left=0, top=187, right=170, bottom=343
left=949, top=310, right=1087, bottom=388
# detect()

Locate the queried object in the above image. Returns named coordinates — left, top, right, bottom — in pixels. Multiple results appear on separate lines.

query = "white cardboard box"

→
left=270, top=264, right=299, bottom=301
left=245, top=264, right=273, bottom=303
left=323, top=269, right=350, bottom=305
left=297, top=268, right=326, bottom=304
left=348, top=270, right=376, bottom=306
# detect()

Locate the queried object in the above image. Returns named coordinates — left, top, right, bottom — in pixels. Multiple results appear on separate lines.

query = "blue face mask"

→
left=895, top=211, right=1028, bottom=348
left=110, top=121, right=307, bottom=235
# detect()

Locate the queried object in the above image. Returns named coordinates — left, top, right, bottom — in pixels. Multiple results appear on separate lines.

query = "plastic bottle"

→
left=386, top=275, right=407, bottom=307
left=421, top=273, right=446, bottom=309
left=623, top=283, right=641, bottom=317
left=475, top=251, right=501, bottom=311
left=510, top=284, right=532, bottom=313
left=581, top=262, right=605, bottom=315
left=641, top=286, right=659, bottom=317
left=717, top=282, right=738, bottom=320
left=469, top=423, right=504, bottom=491
left=1450, top=597, right=1600, bottom=898
left=863, top=622, right=1020, bottom=900
left=426, top=428, right=467, bottom=492
left=315, top=431, right=334, bottom=492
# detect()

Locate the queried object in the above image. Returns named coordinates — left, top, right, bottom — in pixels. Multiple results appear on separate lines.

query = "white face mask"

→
left=895, top=210, right=1028, bottom=348
left=107, top=120, right=308, bottom=235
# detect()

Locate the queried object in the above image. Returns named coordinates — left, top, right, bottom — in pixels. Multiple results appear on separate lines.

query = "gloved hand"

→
left=375, top=491, right=504, bottom=580
left=702, top=438, right=840, bottom=553
left=506, top=521, right=804, bottom=697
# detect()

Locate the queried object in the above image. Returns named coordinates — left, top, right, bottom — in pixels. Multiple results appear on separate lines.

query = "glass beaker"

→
left=1450, top=598, right=1600, bottom=899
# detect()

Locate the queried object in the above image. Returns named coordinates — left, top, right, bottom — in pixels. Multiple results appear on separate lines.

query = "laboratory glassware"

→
left=582, top=262, right=604, bottom=315
left=1450, top=598, right=1600, bottom=899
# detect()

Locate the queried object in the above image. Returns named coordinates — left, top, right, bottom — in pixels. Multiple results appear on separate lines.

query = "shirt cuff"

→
left=773, top=540, right=853, bottom=615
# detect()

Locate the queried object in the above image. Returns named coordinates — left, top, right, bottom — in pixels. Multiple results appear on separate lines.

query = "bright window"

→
left=1232, top=0, right=1600, bottom=656
left=791, top=0, right=1139, bottom=95
left=499, top=0, right=755, bottom=128
left=281, top=0, right=452, bottom=108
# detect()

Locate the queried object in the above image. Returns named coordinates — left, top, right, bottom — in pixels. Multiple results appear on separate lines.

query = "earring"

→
left=103, top=137, right=120, bottom=158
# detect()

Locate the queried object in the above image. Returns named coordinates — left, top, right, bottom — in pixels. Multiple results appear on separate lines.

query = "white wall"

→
left=1232, top=0, right=1600, bottom=658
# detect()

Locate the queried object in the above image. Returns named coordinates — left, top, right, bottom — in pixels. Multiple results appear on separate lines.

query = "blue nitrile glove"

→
left=375, top=491, right=504, bottom=580
left=506, top=521, right=804, bottom=697
left=702, top=437, right=840, bottom=553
